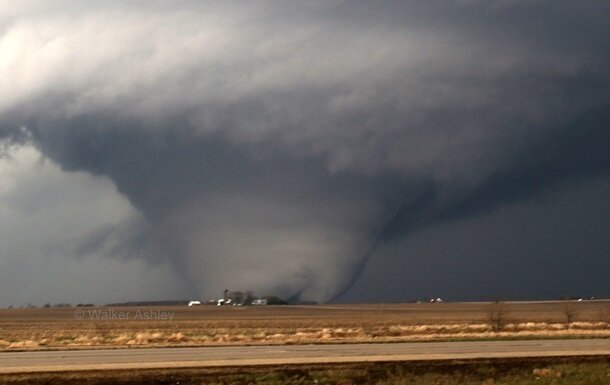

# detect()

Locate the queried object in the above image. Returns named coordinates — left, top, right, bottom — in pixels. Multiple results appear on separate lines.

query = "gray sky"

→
left=0, top=1, right=608, bottom=306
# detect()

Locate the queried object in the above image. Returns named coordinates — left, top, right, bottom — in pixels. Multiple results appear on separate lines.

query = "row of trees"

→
left=486, top=301, right=605, bottom=332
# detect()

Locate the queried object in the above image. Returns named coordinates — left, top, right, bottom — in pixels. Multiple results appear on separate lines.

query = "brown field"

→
left=0, top=301, right=608, bottom=351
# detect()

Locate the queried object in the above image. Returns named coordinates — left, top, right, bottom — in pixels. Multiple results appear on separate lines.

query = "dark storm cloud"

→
left=1, top=1, right=609, bottom=302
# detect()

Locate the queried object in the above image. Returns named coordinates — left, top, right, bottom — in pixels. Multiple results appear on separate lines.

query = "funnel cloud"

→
left=1, top=1, right=609, bottom=305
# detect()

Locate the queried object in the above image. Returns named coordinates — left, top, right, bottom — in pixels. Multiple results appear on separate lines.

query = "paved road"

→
left=1, top=339, right=609, bottom=373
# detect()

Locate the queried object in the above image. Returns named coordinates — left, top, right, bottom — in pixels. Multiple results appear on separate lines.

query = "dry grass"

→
left=0, top=301, right=608, bottom=351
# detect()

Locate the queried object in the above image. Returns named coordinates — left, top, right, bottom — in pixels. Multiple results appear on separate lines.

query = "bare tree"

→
left=561, top=302, right=579, bottom=329
left=598, top=305, right=609, bottom=329
left=487, top=301, right=508, bottom=332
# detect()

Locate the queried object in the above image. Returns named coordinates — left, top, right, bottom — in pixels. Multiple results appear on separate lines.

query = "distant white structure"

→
left=215, top=290, right=269, bottom=306
left=188, top=300, right=201, bottom=306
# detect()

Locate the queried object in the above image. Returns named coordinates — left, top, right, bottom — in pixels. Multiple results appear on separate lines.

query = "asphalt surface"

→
left=1, top=339, right=609, bottom=373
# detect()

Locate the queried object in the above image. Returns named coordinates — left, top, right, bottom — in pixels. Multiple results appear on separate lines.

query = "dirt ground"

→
left=0, top=301, right=608, bottom=350
left=1, top=356, right=608, bottom=385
